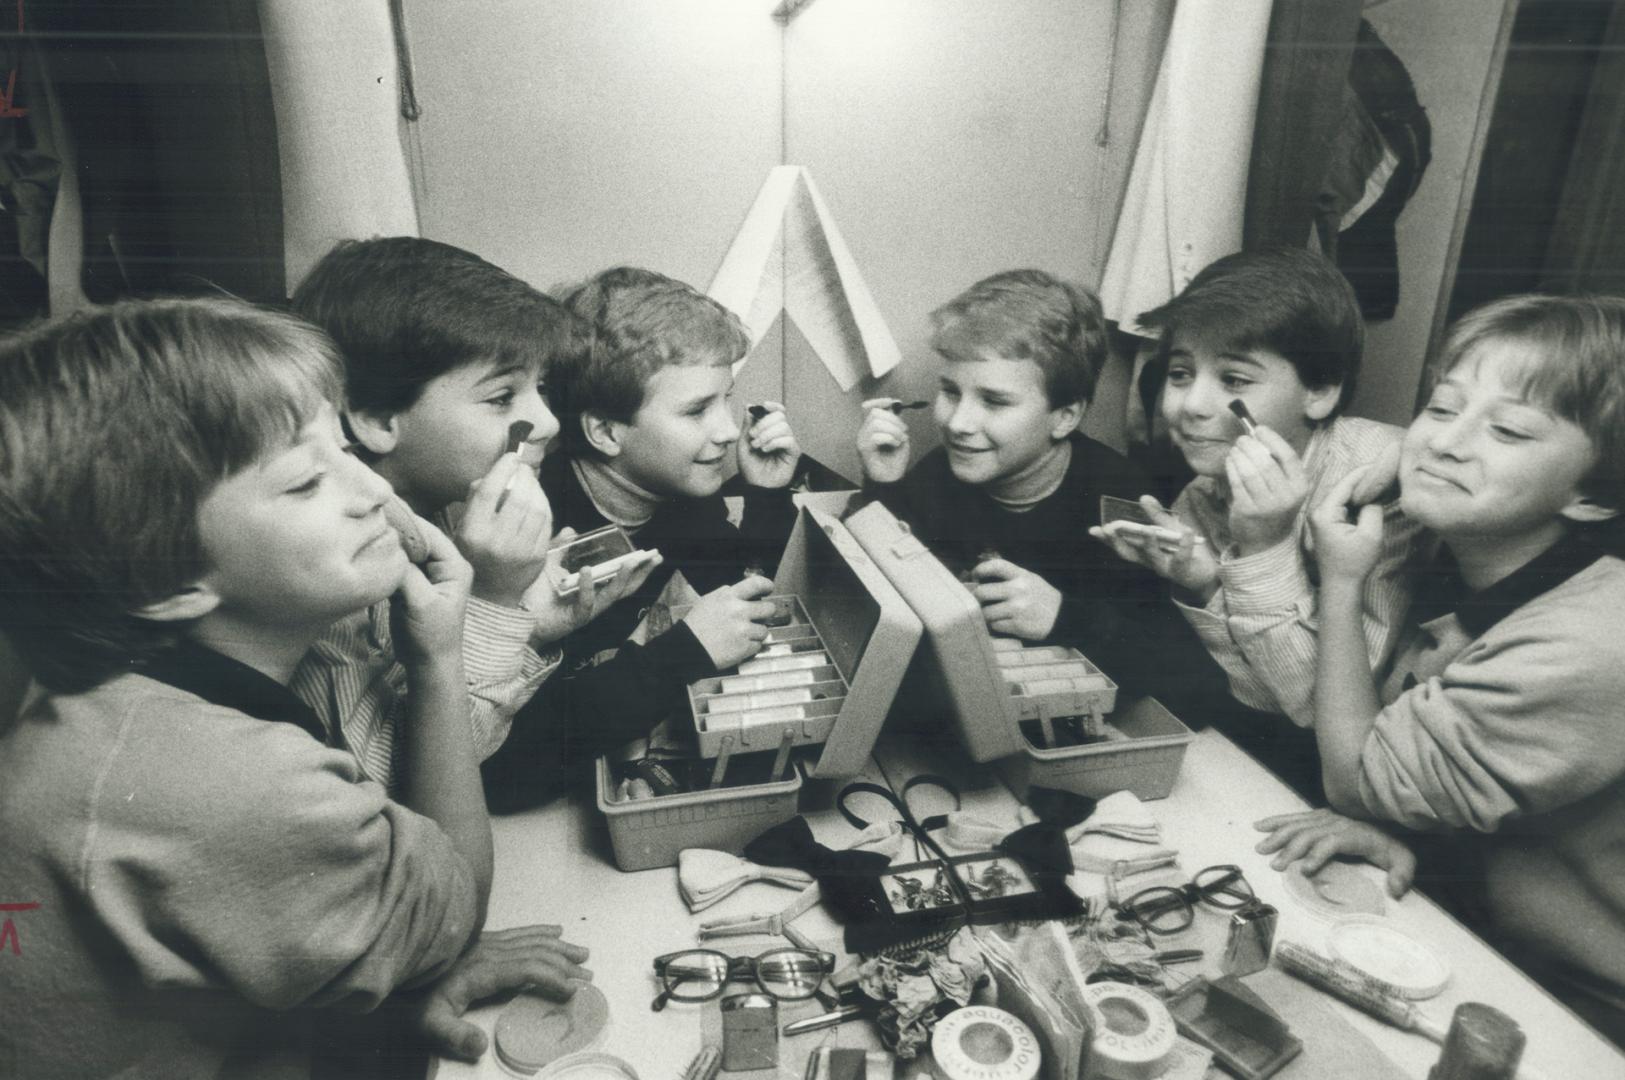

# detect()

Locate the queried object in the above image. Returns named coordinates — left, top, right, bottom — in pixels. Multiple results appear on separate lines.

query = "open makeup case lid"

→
left=841, top=500, right=1117, bottom=763
left=686, top=504, right=923, bottom=778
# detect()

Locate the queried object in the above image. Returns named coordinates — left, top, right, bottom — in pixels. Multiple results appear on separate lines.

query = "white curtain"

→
left=258, top=0, right=419, bottom=293
left=1099, top=0, right=1274, bottom=337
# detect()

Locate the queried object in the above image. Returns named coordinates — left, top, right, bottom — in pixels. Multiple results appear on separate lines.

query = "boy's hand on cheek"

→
left=682, top=574, right=777, bottom=670
left=856, top=402, right=911, bottom=484
left=524, top=532, right=664, bottom=644
left=391, top=519, right=473, bottom=666
left=1225, top=428, right=1309, bottom=556
left=737, top=402, right=802, bottom=489
left=971, top=559, right=1062, bottom=641
left=1308, top=464, right=1386, bottom=585
left=457, top=454, right=554, bottom=608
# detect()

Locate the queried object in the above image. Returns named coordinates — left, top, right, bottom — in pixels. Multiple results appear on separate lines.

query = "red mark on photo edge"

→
left=0, top=1, right=29, bottom=120
left=2, top=902, right=39, bottom=955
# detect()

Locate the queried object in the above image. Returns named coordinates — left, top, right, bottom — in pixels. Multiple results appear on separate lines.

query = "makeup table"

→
left=431, top=727, right=1625, bottom=1080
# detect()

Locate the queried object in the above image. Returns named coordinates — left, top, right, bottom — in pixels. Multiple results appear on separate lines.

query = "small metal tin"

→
left=1221, top=902, right=1278, bottom=977
left=720, top=993, right=779, bottom=1071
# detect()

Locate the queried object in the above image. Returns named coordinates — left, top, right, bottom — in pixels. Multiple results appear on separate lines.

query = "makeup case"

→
left=595, top=504, right=922, bottom=871
left=841, top=500, right=1194, bottom=800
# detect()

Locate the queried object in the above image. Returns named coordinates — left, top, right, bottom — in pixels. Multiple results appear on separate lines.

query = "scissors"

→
left=837, top=775, right=964, bottom=880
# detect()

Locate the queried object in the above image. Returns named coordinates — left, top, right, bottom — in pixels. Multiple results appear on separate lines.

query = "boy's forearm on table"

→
left=1315, top=579, right=1383, bottom=812
left=401, top=653, right=494, bottom=920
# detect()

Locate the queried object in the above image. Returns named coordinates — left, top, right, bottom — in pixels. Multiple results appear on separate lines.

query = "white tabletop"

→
left=432, top=729, right=1623, bottom=1080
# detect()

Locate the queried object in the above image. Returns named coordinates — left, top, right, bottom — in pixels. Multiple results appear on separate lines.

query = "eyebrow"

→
left=1216, top=352, right=1268, bottom=369
left=474, top=363, right=530, bottom=386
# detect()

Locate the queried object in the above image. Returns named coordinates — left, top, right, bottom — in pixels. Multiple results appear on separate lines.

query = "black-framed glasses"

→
left=1116, top=864, right=1257, bottom=935
left=650, top=947, right=835, bottom=1011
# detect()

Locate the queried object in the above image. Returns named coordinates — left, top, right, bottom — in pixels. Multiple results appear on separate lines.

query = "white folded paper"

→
left=709, top=165, right=901, bottom=391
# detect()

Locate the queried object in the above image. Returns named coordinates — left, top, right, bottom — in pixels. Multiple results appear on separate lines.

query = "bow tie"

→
left=1016, top=790, right=1175, bottom=874
left=677, top=849, right=815, bottom=912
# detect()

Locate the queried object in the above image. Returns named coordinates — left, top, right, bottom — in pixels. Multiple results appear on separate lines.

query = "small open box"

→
left=595, top=505, right=922, bottom=871
left=544, top=523, right=653, bottom=598
left=842, top=501, right=1194, bottom=800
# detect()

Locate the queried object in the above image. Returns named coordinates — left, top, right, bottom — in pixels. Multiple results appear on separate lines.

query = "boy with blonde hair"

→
left=858, top=269, right=1232, bottom=715
left=1260, top=294, right=1625, bottom=1044
left=0, top=299, right=588, bottom=1075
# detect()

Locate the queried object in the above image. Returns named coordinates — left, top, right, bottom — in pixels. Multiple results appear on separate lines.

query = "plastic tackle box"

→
left=596, top=505, right=923, bottom=870
left=842, top=501, right=1194, bottom=799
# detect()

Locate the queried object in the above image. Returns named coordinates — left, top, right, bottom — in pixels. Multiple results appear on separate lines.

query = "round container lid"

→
left=493, top=984, right=611, bottom=1077
left=536, top=1051, right=639, bottom=1080
left=930, top=1006, right=1041, bottom=1080
left=1327, top=915, right=1450, bottom=1000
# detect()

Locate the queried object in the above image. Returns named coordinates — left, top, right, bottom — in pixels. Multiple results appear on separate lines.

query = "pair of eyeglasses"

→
left=650, top=947, right=835, bottom=1012
left=1116, top=864, right=1257, bottom=935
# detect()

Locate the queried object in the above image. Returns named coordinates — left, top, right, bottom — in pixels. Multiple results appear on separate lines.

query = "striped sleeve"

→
left=291, top=600, right=559, bottom=796
left=459, top=596, right=561, bottom=760
left=1220, top=500, right=1419, bottom=726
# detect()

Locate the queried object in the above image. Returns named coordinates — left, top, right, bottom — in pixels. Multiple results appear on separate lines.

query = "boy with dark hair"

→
left=291, top=237, right=656, bottom=791
left=1095, top=247, right=1424, bottom=732
left=1258, top=293, right=1625, bottom=1044
left=0, top=299, right=589, bottom=1076
left=855, top=269, right=1229, bottom=712
left=484, top=266, right=802, bottom=810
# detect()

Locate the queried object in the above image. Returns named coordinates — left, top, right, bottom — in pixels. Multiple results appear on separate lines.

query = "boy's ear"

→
left=129, top=583, right=222, bottom=623
left=346, top=405, right=401, bottom=456
left=581, top=411, right=623, bottom=458
left=1560, top=495, right=1619, bottom=525
left=1304, top=382, right=1341, bottom=423
left=1048, top=399, right=1086, bottom=440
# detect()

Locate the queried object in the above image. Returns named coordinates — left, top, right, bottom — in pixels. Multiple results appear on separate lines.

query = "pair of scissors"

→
left=837, top=776, right=964, bottom=890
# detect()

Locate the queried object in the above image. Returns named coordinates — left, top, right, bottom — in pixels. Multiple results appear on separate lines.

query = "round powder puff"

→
left=493, top=984, right=610, bottom=1077
left=1328, top=916, right=1450, bottom=1000
left=1283, top=862, right=1387, bottom=920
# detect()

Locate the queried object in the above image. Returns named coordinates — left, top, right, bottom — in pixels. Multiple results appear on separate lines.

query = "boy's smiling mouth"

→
left=356, top=526, right=399, bottom=556
left=1409, top=464, right=1470, bottom=493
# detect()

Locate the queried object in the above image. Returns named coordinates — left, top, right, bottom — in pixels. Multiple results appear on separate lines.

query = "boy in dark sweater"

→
left=484, top=267, right=802, bottom=809
left=856, top=269, right=1230, bottom=717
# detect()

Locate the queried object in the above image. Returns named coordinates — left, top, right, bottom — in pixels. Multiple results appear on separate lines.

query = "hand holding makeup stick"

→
left=457, top=453, right=555, bottom=609
left=857, top=398, right=917, bottom=483
left=738, top=401, right=802, bottom=489
left=1225, top=424, right=1311, bottom=557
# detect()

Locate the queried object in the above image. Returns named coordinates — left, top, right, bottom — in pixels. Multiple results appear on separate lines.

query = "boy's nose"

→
left=524, top=390, right=561, bottom=444
left=1179, top=376, right=1222, bottom=418
left=344, top=453, right=394, bottom=513
left=945, top=399, right=979, bottom=435
left=1426, top=417, right=1471, bottom=459
left=713, top=412, right=741, bottom=445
